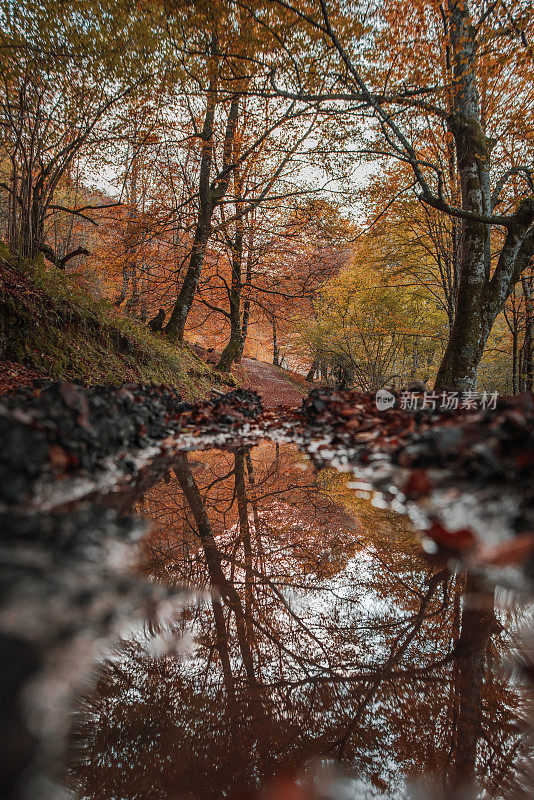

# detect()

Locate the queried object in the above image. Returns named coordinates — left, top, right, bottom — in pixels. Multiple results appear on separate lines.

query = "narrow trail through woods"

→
left=195, top=343, right=310, bottom=408
left=238, top=357, right=308, bottom=408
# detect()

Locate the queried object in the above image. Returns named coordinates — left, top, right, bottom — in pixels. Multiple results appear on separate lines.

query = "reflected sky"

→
left=64, top=443, right=533, bottom=800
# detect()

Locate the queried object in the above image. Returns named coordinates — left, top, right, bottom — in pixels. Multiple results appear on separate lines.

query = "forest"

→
left=1, top=2, right=534, bottom=800
left=1, top=0, right=533, bottom=392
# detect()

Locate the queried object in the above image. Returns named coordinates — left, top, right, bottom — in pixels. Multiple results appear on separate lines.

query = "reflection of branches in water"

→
left=68, top=443, right=531, bottom=800
left=173, top=451, right=257, bottom=690
left=331, top=568, right=449, bottom=759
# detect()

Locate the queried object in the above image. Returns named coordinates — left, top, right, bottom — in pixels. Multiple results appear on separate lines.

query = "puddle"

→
left=57, top=441, right=533, bottom=800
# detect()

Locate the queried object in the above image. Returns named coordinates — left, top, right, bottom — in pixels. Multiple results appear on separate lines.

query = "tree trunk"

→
left=434, top=0, right=534, bottom=389
left=123, top=139, right=139, bottom=313
left=237, top=231, right=254, bottom=362
left=245, top=452, right=263, bottom=558
left=435, top=0, right=490, bottom=390
left=235, top=453, right=253, bottom=644
left=210, top=595, right=236, bottom=703
left=272, top=315, right=280, bottom=366
left=18, top=191, right=45, bottom=261
left=503, top=298, right=520, bottom=394
left=448, top=576, right=494, bottom=798
left=8, top=163, right=18, bottom=254
left=522, top=274, right=533, bottom=391
left=165, top=53, right=240, bottom=343
left=165, top=63, right=218, bottom=342
left=305, top=358, right=319, bottom=382
left=173, top=452, right=256, bottom=686
left=512, top=318, right=518, bottom=394
left=217, top=199, right=245, bottom=372
left=165, top=223, right=212, bottom=342
left=434, top=285, right=494, bottom=390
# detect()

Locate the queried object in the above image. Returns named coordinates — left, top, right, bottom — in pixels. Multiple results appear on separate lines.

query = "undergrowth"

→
left=0, top=247, right=235, bottom=398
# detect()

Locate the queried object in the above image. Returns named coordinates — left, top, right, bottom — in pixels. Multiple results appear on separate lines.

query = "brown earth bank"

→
left=0, top=254, right=222, bottom=395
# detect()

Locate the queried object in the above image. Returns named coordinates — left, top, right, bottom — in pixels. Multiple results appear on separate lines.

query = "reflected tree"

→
left=66, top=444, right=531, bottom=800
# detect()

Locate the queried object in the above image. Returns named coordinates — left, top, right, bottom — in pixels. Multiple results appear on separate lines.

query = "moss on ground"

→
left=0, top=248, right=235, bottom=399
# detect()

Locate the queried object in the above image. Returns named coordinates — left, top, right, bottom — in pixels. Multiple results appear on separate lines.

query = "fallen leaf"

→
left=404, top=469, right=432, bottom=498
left=48, top=444, right=70, bottom=473
left=58, top=382, right=82, bottom=409
left=477, top=533, right=534, bottom=566
left=425, top=522, right=477, bottom=552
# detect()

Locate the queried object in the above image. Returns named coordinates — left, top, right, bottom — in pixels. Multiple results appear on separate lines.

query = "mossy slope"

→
left=0, top=249, right=229, bottom=398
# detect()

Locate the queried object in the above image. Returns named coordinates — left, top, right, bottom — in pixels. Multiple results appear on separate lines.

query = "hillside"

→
left=0, top=250, right=229, bottom=398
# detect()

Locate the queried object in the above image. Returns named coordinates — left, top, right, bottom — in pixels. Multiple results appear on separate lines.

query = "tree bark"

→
left=305, top=358, right=319, bottom=382
left=39, top=244, right=89, bottom=270
left=245, top=452, right=263, bottom=558
left=272, top=314, right=280, bottom=366
left=217, top=193, right=246, bottom=372
left=448, top=576, right=494, bottom=798
left=434, top=0, right=534, bottom=388
left=512, top=318, right=519, bottom=394
left=522, top=274, right=533, bottom=391
left=435, top=0, right=490, bottom=390
left=235, top=453, right=254, bottom=644
left=173, top=452, right=256, bottom=686
left=165, top=44, right=240, bottom=343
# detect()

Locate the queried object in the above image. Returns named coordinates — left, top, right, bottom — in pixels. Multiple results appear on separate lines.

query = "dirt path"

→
left=239, top=357, right=308, bottom=408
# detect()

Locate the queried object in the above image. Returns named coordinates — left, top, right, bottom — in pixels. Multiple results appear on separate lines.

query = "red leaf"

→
left=403, top=469, right=432, bottom=498
left=58, top=382, right=82, bottom=409
left=517, top=451, right=534, bottom=469
left=59, top=382, right=92, bottom=430
left=76, top=411, right=91, bottom=431
left=425, top=522, right=477, bottom=552
left=477, top=533, right=534, bottom=566
left=48, top=444, right=70, bottom=474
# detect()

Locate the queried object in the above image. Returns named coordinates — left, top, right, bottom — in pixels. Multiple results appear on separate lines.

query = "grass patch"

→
left=0, top=248, right=234, bottom=399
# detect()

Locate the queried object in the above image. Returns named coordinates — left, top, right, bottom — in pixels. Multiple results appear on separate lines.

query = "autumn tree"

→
left=0, top=0, right=159, bottom=265
left=240, top=0, right=534, bottom=389
left=156, top=0, right=328, bottom=345
left=297, top=236, right=444, bottom=389
left=205, top=196, right=354, bottom=373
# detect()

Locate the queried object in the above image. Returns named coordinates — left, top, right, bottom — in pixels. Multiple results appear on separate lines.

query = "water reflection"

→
left=66, top=443, right=532, bottom=800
